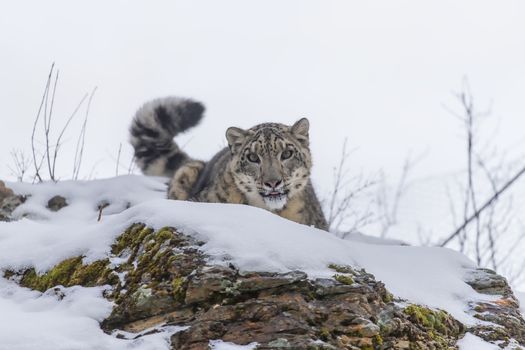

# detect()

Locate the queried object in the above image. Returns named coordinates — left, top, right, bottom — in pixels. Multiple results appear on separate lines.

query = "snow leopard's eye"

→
left=281, top=150, right=293, bottom=160
left=247, top=153, right=260, bottom=163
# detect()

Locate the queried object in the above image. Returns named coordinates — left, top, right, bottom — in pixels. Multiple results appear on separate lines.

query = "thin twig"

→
left=325, top=139, right=377, bottom=233
left=50, top=92, right=89, bottom=181
left=73, top=86, right=97, bottom=180
left=7, top=149, right=31, bottom=182
left=127, top=155, right=136, bottom=175
left=439, top=164, right=525, bottom=247
left=97, top=202, right=110, bottom=222
left=31, top=63, right=55, bottom=183
left=116, top=143, right=122, bottom=176
left=44, top=69, right=59, bottom=181
left=377, top=152, right=425, bottom=238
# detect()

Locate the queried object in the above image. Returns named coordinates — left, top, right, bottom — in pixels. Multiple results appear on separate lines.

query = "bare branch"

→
left=325, top=138, right=377, bottom=234
left=50, top=92, right=89, bottom=181
left=440, top=150, right=525, bottom=247
left=73, top=87, right=97, bottom=180
left=31, top=63, right=55, bottom=183
left=377, top=152, right=424, bottom=238
left=7, top=149, right=31, bottom=182
left=438, top=79, right=525, bottom=276
left=127, top=155, right=136, bottom=175
left=44, top=69, right=59, bottom=181
left=115, top=143, right=122, bottom=177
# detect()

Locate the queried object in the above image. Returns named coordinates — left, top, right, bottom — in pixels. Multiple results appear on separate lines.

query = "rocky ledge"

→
left=2, top=222, right=523, bottom=350
left=1, top=181, right=524, bottom=349
left=0, top=180, right=24, bottom=221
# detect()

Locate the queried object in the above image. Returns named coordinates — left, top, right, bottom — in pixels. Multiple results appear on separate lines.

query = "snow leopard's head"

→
left=226, top=118, right=312, bottom=211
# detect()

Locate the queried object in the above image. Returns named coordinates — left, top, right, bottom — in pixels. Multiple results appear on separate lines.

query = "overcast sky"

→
left=1, top=1, right=525, bottom=284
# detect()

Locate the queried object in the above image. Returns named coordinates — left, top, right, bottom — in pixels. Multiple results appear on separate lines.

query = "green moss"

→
left=111, top=224, right=153, bottom=257
left=383, top=292, right=394, bottom=303
left=70, top=259, right=113, bottom=285
left=319, top=327, right=331, bottom=341
left=409, top=342, right=424, bottom=350
left=329, top=264, right=356, bottom=286
left=334, top=274, right=354, bottom=285
left=172, top=277, right=185, bottom=302
left=20, top=257, right=116, bottom=292
left=21, top=257, right=81, bottom=291
left=156, top=228, right=174, bottom=242
left=136, top=226, right=154, bottom=243
left=404, top=305, right=449, bottom=334
left=402, top=304, right=464, bottom=349
left=113, top=225, right=191, bottom=304
left=328, top=263, right=354, bottom=274
left=19, top=223, right=194, bottom=319
left=373, top=334, right=383, bottom=346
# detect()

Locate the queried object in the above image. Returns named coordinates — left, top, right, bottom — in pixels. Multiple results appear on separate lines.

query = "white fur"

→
left=263, top=195, right=288, bottom=211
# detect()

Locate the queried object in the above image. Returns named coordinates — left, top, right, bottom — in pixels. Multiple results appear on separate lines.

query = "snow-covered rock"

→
left=0, top=176, right=523, bottom=349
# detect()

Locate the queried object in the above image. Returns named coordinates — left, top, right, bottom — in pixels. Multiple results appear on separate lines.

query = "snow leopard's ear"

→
left=226, top=127, right=248, bottom=153
left=291, top=118, right=310, bottom=145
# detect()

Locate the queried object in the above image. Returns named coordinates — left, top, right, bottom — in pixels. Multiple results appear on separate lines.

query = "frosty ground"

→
left=0, top=175, right=522, bottom=349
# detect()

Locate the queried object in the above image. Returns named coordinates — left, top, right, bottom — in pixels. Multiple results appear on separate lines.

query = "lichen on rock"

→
left=465, top=268, right=525, bottom=348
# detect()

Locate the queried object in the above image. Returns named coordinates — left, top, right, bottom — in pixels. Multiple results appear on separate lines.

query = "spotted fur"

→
left=129, top=96, right=328, bottom=230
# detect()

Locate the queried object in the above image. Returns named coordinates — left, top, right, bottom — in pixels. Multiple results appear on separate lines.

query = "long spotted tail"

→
left=129, top=96, right=205, bottom=177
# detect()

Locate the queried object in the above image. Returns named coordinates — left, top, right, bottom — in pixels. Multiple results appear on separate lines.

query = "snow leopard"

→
left=129, top=96, right=328, bottom=230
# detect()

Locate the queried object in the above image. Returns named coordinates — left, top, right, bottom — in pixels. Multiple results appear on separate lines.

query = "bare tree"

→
left=29, top=63, right=96, bottom=182
left=72, top=87, right=97, bottom=180
left=7, top=149, right=31, bottom=182
left=325, top=139, right=376, bottom=234
left=325, top=80, right=524, bottom=285
left=376, top=154, right=423, bottom=238
left=324, top=140, right=423, bottom=240
left=439, top=80, right=525, bottom=278
left=31, top=63, right=55, bottom=182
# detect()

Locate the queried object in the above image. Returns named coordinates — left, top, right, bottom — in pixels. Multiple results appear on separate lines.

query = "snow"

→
left=8, top=175, right=167, bottom=222
left=0, top=175, right=513, bottom=348
left=457, top=333, right=500, bottom=350
left=0, top=278, right=182, bottom=350
left=337, top=231, right=407, bottom=246
left=517, top=291, right=525, bottom=318
left=1, top=175, right=166, bottom=272
left=209, top=340, right=258, bottom=350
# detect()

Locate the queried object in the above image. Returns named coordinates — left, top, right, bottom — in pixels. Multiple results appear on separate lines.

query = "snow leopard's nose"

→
left=264, top=180, right=282, bottom=190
